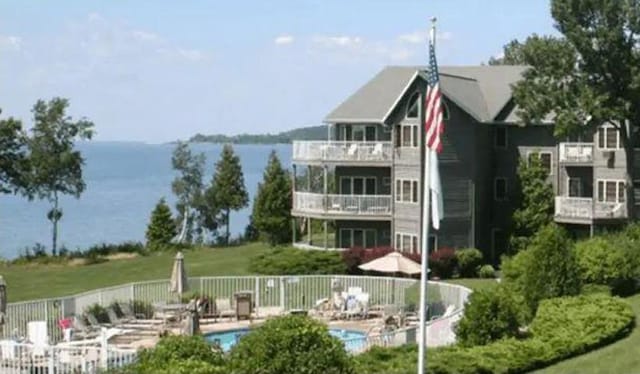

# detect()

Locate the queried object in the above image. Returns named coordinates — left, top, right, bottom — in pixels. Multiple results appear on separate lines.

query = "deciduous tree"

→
left=513, top=0, right=640, bottom=219
left=171, top=142, right=205, bottom=244
left=0, top=109, right=28, bottom=194
left=26, top=98, right=94, bottom=255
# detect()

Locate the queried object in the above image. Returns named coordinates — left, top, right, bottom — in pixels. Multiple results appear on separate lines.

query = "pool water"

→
left=204, top=328, right=367, bottom=353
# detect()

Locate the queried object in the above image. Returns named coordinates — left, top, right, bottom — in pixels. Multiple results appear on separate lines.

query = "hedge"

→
left=354, top=294, right=634, bottom=374
left=249, top=247, right=347, bottom=275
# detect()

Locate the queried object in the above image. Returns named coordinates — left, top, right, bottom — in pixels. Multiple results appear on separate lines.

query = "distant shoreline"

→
left=184, top=124, right=326, bottom=144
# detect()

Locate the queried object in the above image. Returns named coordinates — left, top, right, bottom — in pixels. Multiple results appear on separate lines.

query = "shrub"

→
left=574, top=236, right=637, bottom=295
left=429, top=247, right=457, bottom=279
left=84, top=304, right=109, bottom=323
left=478, top=264, right=495, bottom=278
left=120, top=335, right=226, bottom=374
left=455, top=285, right=523, bottom=347
left=249, top=247, right=347, bottom=275
left=132, top=300, right=155, bottom=319
left=228, top=315, right=354, bottom=374
left=455, top=248, right=483, bottom=277
left=501, top=223, right=581, bottom=317
left=145, top=198, right=177, bottom=250
left=341, top=247, right=419, bottom=275
left=355, top=294, right=634, bottom=374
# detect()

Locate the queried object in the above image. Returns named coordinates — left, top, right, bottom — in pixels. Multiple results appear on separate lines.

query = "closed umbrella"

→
left=169, top=252, right=189, bottom=299
left=358, top=252, right=421, bottom=275
left=0, top=276, right=6, bottom=326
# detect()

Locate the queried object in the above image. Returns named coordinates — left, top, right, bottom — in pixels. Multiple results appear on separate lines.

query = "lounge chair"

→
left=85, top=313, right=112, bottom=329
left=27, top=321, right=48, bottom=357
left=72, top=315, right=100, bottom=340
left=118, top=302, right=147, bottom=320
left=214, top=298, right=235, bottom=321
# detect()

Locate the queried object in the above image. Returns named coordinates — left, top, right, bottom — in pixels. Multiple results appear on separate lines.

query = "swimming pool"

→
left=204, top=328, right=367, bottom=353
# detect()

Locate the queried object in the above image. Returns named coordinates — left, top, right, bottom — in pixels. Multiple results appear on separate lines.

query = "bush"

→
left=455, top=248, right=483, bottom=277
left=502, top=223, right=581, bottom=317
left=355, top=294, right=634, bottom=374
left=84, top=304, right=109, bottom=323
left=228, top=315, right=354, bottom=374
left=118, top=335, right=226, bottom=374
left=249, top=247, right=347, bottom=275
left=341, top=247, right=421, bottom=275
left=455, top=285, right=523, bottom=347
left=574, top=236, right=637, bottom=295
left=429, top=247, right=457, bottom=279
left=478, top=264, right=495, bottom=278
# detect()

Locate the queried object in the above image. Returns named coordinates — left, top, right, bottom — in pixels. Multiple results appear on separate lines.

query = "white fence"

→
left=2, top=276, right=471, bottom=372
left=293, top=141, right=393, bottom=163
left=293, top=192, right=392, bottom=216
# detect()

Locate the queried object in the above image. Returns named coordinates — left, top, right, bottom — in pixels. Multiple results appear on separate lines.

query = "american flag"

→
left=424, top=34, right=444, bottom=153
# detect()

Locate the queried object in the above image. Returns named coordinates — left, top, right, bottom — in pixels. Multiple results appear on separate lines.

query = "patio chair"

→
left=72, top=315, right=100, bottom=340
left=214, top=298, right=235, bottom=321
left=85, top=313, right=112, bottom=329
left=118, top=302, right=147, bottom=320
left=27, top=321, right=48, bottom=357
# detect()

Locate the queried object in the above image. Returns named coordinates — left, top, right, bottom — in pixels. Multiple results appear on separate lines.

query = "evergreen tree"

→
left=513, top=0, right=640, bottom=220
left=509, top=155, right=554, bottom=252
left=252, top=151, right=292, bottom=245
left=206, top=144, right=248, bottom=245
left=171, top=142, right=205, bottom=244
left=146, top=198, right=177, bottom=248
left=25, top=98, right=94, bottom=255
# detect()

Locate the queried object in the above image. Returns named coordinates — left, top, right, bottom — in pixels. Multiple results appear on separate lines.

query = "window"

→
left=340, top=177, right=376, bottom=195
left=382, top=177, right=391, bottom=187
left=528, top=151, right=553, bottom=174
left=341, top=228, right=377, bottom=248
left=395, top=232, right=418, bottom=253
left=395, top=178, right=419, bottom=203
left=402, top=126, right=412, bottom=147
left=399, top=124, right=418, bottom=148
left=406, top=92, right=420, bottom=118
left=491, top=228, right=505, bottom=262
left=568, top=178, right=583, bottom=197
left=428, top=235, right=437, bottom=253
left=597, top=125, right=621, bottom=149
left=495, top=127, right=508, bottom=148
left=597, top=180, right=625, bottom=203
left=344, top=125, right=377, bottom=141
left=494, top=177, right=507, bottom=201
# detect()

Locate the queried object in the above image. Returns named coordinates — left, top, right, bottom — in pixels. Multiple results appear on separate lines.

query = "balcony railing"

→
left=292, top=141, right=392, bottom=163
left=559, top=142, right=593, bottom=163
left=555, top=196, right=626, bottom=220
left=293, top=191, right=391, bottom=216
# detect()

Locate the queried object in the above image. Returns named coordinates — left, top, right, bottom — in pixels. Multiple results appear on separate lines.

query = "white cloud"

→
left=274, top=35, right=294, bottom=45
left=177, top=48, right=206, bottom=61
left=398, top=30, right=453, bottom=44
left=312, top=35, right=363, bottom=48
left=132, top=30, right=160, bottom=43
left=0, top=35, right=22, bottom=50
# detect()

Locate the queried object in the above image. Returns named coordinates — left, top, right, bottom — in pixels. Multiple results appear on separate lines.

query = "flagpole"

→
left=418, top=17, right=437, bottom=374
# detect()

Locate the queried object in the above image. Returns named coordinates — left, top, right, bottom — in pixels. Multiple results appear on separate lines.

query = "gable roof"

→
left=324, top=65, right=527, bottom=124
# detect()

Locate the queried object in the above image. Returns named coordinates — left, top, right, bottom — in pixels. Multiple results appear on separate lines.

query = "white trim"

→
left=398, top=123, right=420, bottom=148
left=526, top=150, right=553, bottom=175
left=494, top=126, right=508, bottom=149
left=394, top=178, right=419, bottom=204
left=596, top=179, right=625, bottom=203
left=395, top=231, right=419, bottom=253
left=597, top=124, right=621, bottom=150
left=494, top=177, right=508, bottom=201
left=382, top=71, right=420, bottom=123
left=406, top=91, right=421, bottom=119
left=339, top=176, right=377, bottom=195
left=441, top=99, right=450, bottom=121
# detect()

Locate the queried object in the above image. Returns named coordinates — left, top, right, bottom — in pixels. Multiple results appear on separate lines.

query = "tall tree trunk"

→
left=226, top=208, right=230, bottom=245
left=52, top=193, right=58, bottom=256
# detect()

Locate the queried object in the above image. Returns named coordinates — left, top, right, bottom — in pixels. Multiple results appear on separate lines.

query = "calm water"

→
left=0, top=142, right=292, bottom=259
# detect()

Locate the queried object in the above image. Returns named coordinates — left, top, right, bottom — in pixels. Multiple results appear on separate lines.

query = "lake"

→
left=0, top=142, right=292, bottom=259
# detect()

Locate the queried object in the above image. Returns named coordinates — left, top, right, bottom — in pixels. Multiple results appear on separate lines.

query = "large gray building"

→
left=290, top=65, right=632, bottom=263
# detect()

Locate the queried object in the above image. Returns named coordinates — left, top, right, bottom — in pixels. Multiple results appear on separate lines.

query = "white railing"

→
left=293, top=192, right=392, bottom=216
left=0, top=342, right=136, bottom=374
left=559, top=142, right=593, bottom=163
left=293, top=141, right=393, bottom=163
left=555, top=196, right=626, bottom=219
left=2, top=276, right=471, bottom=371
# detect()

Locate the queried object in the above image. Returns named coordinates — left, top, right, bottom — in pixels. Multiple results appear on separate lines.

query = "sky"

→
left=0, top=0, right=557, bottom=143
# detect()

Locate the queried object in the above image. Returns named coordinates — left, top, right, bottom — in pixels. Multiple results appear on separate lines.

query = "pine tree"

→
left=206, top=144, right=248, bottom=245
left=146, top=198, right=177, bottom=249
left=252, top=151, right=292, bottom=245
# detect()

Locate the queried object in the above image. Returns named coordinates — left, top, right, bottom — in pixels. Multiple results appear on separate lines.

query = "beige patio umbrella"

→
left=358, top=251, right=421, bottom=275
left=169, top=252, right=189, bottom=300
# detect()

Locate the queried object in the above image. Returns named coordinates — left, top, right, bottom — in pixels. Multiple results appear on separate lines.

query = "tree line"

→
left=0, top=98, right=94, bottom=256
left=187, top=124, right=326, bottom=144
left=146, top=143, right=293, bottom=249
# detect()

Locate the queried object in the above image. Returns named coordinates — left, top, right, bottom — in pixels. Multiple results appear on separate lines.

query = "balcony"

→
left=554, top=196, right=627, bottom=223
left=292, top=141, right=392, bottom=165
left=292, top=191, right=392, bottom=220
left=559, top=143, right=593, bottom=164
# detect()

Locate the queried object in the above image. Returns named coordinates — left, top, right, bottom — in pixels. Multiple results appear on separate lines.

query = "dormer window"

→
left=406, top=92, right=420, bottom=118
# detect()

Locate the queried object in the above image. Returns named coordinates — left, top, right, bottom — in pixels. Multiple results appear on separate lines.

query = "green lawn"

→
left=3, top=243, right=271, bottom=302
left=534, top=293, right=640, bottom=374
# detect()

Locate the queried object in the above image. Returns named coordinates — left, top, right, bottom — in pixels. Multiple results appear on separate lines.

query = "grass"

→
left=3, top=243, right=271, bottom=302
left=534, top=292, right=640, bottom=374
left=404, top=277, right=499, bottom=306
